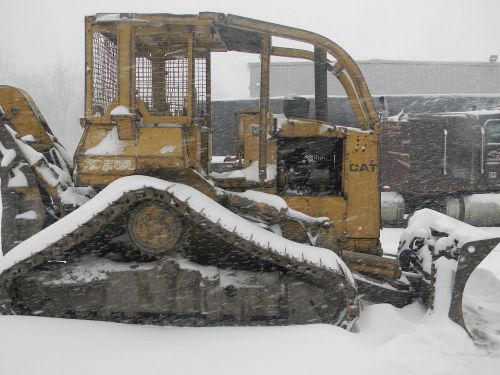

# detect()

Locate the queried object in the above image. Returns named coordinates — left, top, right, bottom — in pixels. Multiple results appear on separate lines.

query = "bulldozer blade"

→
left=448, top=237, right=500, bottom=335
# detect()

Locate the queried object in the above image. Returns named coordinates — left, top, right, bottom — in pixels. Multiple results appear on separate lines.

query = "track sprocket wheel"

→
left=127, top=203, right=182, bottom=257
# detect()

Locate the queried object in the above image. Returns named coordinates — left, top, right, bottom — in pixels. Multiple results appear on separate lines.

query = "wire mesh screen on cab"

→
left=135, top=37, right=188, bottom=117
left=135, top=56, right=207, bottom=118
left=135, top=34, right=208, bottom=119
left=91, top=32, right=118, bottom=116
left=90, top=30, right=208, bottom=120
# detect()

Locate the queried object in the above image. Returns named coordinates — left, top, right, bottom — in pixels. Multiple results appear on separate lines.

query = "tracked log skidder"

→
left=0, top=12, right=497, bottom=334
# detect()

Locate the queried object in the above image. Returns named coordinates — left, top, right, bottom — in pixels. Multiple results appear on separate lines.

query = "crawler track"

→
left=0, top=181, right=359, bottom=328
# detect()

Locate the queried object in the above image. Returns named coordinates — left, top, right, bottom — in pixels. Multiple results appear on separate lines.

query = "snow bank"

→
left=95, top=13, right=146, bottom=23
left=159, top=145, right=177, bottom=154
left=0, top=141, right=16, bottom=167
left=7, top=165, right=28, bottom=187
left=96, top=13, right=123, bottom=22
left=20, top=134, right=35, bottom=142
left=110, top=105, right=131, bottom=116
left=387, top=109, right=406, bottom=122
left=211, top=161, right=277, bottom=182
left=380, top=228, right=404, bottom=255
left=225, top=189, right=328, bottom=227
left=286, top=207, right=329, bottom=224
left=5, top=125, right=43, bottom=165
left=401, top=208, right=497, bottom=248
left=432, top=257, right=458, bottom=315
left=0, top=176, right=353, bottom=284
left=85, top=127, right=126, bottom=156
left=211, top=155, right=227, bottom=163
left=274, top=113, right=289, bottom=131
left=51, top=137, right=74, bottom=169
left=226, top=189, right=288, bottom=212
left=0, top=298, right=498, bottom=375
left=59, top=188, right=92, bottom=207
left=15, top=210, right=37, bottom=220
left=2, top=125, right=88, bottom=208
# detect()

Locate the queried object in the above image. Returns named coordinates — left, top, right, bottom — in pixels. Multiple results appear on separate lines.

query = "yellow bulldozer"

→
left=0, top=12, right=496, bottom=333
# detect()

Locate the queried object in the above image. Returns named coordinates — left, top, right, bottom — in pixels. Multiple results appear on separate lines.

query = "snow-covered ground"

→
left=1, top=228, right=500, bottom=374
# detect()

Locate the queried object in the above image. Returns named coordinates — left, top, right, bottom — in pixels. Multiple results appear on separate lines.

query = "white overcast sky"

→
left=1, top=0, right=499, bottom=98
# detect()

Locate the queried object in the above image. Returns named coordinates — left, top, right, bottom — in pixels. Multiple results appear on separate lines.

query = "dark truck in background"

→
left=380, top=111, right=500, bottom=225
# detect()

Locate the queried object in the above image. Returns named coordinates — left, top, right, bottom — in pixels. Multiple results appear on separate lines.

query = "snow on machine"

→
left=0, top=13, right=497, bottom=336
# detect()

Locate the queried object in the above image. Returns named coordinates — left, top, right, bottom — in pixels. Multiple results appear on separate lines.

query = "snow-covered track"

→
left=0, top=176, right=358, bottom=327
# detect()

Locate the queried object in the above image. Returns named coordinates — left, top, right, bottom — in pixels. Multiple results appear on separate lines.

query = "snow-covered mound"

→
left=401, top=208, right=497, bottom=248
left=0, top=300, right=498, bottom=375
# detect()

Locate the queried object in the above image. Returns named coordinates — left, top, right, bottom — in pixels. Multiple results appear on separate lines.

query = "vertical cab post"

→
left=84, top=16, right=93, bottom=119
left=187, top=30, right=195, bottom=124
left=259, top=33, right=271, bottom=182
left=186, top=30, right=200, bottom=169
left=117, top=22, right=134, bottom=110
left=200, top=53, right=212, bottom=173
left=314, top=46, right=328, bottom=122
left=205, top=53, right=212, bottom=120
left=116, top=21, right=136, bottom=140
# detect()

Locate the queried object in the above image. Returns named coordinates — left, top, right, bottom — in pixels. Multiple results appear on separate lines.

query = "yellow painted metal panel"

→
left=240, top=114, right=276, bottom=167
left=76, top=173, right=130, bottom=187
left=284, top=196, right=346, bottom=249
left=280, top=121, right=344, bottom=138
left=76, top=124, right=188, bottom=181
left=0, top=86, right=55, bottom=152
left=137, top=127, right=185, bottom=158
left=136, top=157, right=185, bottom=169
left=343, top=129, right=380, bottom=239
left=118, top=22, right=134, bottom=110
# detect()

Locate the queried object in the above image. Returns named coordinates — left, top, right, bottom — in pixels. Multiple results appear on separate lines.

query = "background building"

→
left=211, top=59, right=500, bottom=156
left=211, top=95, right=500, bottom=156
left=249, top=60, right=500, bottom=97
